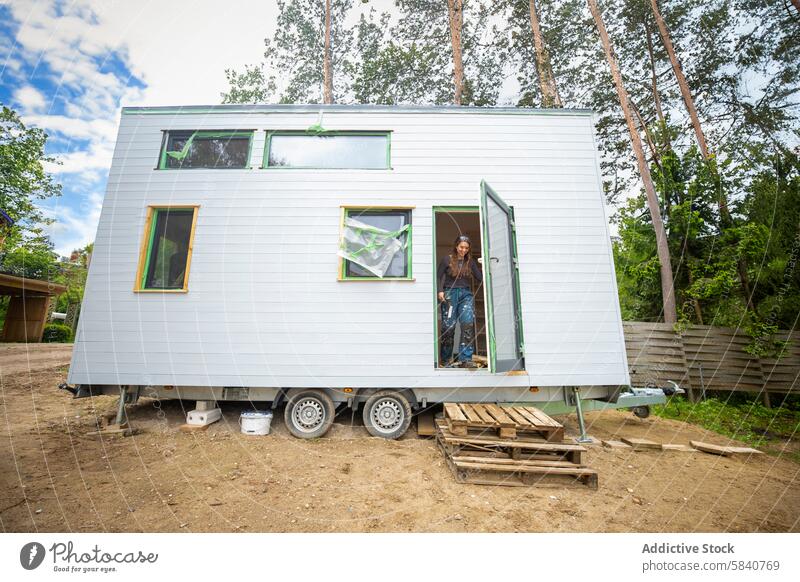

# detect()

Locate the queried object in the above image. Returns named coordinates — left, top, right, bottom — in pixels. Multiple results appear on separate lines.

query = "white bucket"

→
left=239, top=410, right=273, bottom=436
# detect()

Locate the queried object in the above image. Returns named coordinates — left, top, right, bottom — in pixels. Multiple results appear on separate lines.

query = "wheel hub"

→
left=371, top=399, right=403, bottom=433
left=293, top=398, right=325, bottom=432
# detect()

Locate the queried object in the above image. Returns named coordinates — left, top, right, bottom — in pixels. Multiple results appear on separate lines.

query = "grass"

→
left=653, top=393, right=800, bottom=462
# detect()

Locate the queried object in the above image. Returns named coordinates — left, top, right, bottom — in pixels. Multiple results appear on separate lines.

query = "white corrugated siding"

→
left=68, top=109, right=630, bottom=388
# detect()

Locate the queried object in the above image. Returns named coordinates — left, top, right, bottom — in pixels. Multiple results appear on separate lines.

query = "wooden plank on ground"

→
left=603, top=439, right=632, bottom=449
left=690, top=441, right=763, bottom=457
left=178, top=423, right=209, bottom=433
left=621, top=437, right=663, bottom=451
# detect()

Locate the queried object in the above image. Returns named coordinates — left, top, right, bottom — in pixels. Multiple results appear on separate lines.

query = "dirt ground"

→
left=1, top=345, right=798, bottom=533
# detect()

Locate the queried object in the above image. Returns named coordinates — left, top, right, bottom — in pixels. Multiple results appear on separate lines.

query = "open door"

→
left=479, top=181, right=524, bottom=373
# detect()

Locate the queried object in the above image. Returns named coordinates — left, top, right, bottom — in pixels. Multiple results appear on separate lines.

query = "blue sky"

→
left=0, top=0, right=282, bottom=256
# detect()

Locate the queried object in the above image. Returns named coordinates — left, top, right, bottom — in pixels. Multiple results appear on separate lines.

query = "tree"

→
left=587, top=0, right=677, bottom=323
left=528, top=0, right=561, bottom=107
left=649, top=0, right=707, bottom=158
left=324, top=0, right=334, bottom=103
left=447, top=0, right=465, bottom=104
left=222, top=0, right=354, bottom=104
left=0, top=105, right=61, bottom=250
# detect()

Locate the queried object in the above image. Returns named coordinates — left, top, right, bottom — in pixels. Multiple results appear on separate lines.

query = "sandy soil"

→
left=1, top=347, right=798, bottom=533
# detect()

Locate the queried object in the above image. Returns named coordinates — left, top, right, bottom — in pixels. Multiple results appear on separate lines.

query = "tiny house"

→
left=68, top=104, right=640, bottom=439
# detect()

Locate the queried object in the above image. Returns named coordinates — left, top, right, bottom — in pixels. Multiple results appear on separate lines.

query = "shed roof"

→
left=121, top=104, right=593, bottom=117
left=0, top=273, right=67, bottom=296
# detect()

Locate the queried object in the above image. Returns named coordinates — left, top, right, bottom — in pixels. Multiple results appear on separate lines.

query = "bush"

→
left=42, top=323, right=73, bottom=343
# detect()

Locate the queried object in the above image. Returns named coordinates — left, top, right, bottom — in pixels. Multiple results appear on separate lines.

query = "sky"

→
left=0, top=0, right=284, bottom=256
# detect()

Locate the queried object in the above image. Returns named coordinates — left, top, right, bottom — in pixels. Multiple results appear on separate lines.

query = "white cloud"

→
left=43, top=141, right=115, bottom=174
left=42, top=190, right=103, bottom=257
left=2, top=0, right=290, bottom=256
left=24, top=114, right=117, bottom=142
left=13, top=84, right=47, bottom=112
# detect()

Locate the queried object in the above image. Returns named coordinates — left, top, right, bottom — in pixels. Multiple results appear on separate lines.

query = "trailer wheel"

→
left=362, top=390, right=412, bottom=439
left=284, top=390, right=335, bottom=439
left=632, top=405, right=651, bottom=419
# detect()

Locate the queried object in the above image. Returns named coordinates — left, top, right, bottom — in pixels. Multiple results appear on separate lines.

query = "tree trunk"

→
left=792, top=0, right=800, bottom=16
left=650, top=0, right=760, bottom=313
left=323, top=0, right=333, bottom=104
left=630, top=98, right=661, bottom=169
left=685, top=260, right=703, bottom=324
left=447, top=0, right=465, bottom=105
left=529, top=0, right=562, bottom=107
left=587, top=0, right=677, bottom=323
left=649, top=0, right=708, bottom=159
left=643, top=21, right=671, bottom=151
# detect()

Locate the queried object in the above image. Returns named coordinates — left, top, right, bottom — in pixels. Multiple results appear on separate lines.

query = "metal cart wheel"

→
left=632, top=405, right=651, bottom=419
left=362, top=390, right=413, bottom=439
left=284, top=390, right=335, bottom=439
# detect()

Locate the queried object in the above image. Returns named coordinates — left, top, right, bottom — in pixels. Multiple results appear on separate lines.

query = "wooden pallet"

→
left=436, top=419, right=584, bottom=464
left=444, top=403, right=565, bottom=441
left=435, top=421, right=597, bottom=489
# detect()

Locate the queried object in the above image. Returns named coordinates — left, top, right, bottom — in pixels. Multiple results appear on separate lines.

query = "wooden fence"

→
left=623, top=322, right=800, bottom=401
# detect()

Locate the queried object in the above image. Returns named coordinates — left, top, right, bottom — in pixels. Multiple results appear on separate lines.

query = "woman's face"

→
left=456, top=241, right=470, bottom=258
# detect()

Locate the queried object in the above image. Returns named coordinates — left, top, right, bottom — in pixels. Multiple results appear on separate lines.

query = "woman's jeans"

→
left=440, top=287, right=476, bottom=364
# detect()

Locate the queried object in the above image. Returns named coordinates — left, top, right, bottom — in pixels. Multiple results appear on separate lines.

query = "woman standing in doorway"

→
left=437, top=235, right=483, bottom=367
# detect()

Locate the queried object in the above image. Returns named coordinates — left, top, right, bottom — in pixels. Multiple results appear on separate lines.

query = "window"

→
left=338, top=207, right=412, bottom=280
left=265, top=131, right=390, bottom=169
left=135, top=206, right=199, bottom=292
left=158, top=130, right=253, bottom=169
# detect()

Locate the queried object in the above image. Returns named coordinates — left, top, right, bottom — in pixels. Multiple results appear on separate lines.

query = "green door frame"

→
left=432, top=205, right=486, bottom=368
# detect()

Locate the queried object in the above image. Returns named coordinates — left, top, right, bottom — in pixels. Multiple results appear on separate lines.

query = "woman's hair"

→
left=448, top=235, right=475, bottom=279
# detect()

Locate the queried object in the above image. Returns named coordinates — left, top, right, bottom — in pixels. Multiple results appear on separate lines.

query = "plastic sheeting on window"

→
left=165, top=131, right=250, bottom=162
left=338, top=217, right=410, bottom=278
left=165, top=132, right=198, bottom=161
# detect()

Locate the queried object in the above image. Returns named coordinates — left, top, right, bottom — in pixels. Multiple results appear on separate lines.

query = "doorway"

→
left=433, top=207, right=488, bottom=369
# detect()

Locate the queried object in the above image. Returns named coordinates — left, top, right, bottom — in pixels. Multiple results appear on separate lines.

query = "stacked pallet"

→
left=443, top=403, right=565, bottom=441
left=436, top=404, right=598, bottom=489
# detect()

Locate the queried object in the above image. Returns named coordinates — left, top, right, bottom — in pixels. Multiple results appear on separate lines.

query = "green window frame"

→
left=263, top=130, right=392, bottom=169
left=338, top=206, right=414, bottom=281
left=134, top=205, right=199, bottom=293
left=157, top=130, right=254, bottom=169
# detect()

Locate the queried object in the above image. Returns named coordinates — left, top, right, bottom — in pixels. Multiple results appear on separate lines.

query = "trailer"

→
left=65, top=104, right=666, bottom=439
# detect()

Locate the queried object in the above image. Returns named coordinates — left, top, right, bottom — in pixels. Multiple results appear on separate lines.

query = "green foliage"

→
left=223, top=0, right=504, bottom=106
left=42, top=323, right=73, bottom=343
left=0, top=104, right=61, bottom=247
left=222, top=0, right=355, bottom=104
left=653, top=394, right=800, bottom=457
left=0, top=238, right=59, bottom=279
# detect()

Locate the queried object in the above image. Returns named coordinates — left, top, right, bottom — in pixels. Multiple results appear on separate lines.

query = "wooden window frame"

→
left=156, top=130, right=255, bottom=170
left=338, top=205, right=414, bottom=282
left=263, top=130, right=392, bottom=170
left=134, top=205, right=200, bottom=293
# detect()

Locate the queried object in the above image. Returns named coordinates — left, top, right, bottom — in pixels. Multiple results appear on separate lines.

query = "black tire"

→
left=284, top=390, right=335, bottom=439
left=632, top=405, right=651, bottom=419
left=362, top=390, right=413, bottom=439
